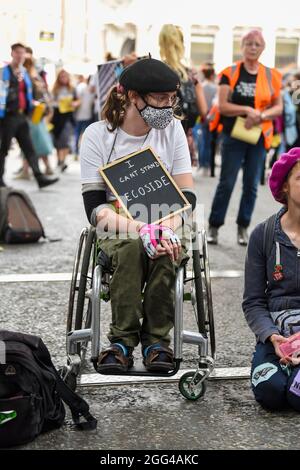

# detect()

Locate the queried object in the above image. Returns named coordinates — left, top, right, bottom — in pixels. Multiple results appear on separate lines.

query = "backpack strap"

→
left=54, top=372, right=97, bottom=431
left=34, top=340, right=97, bottom=430
left=262, top=213, right=277, bottom=259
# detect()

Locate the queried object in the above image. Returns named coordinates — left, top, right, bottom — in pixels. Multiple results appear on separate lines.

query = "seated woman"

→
left=80, top=58, right=195, bottom=373
left=243, top=147, right=300, bottom=410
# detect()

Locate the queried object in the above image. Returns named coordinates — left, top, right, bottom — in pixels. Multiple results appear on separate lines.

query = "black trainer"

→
left=36, top=174, right=59, bottom=189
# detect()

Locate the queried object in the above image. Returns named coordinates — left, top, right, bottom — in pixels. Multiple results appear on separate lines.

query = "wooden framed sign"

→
left=99, top=146, right=191, bottom=224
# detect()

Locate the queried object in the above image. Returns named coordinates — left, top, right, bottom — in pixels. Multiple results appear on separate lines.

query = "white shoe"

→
left=207, top=226, right=218, bottom=244
left=237, top=226, right=248, bottom=246
left=13, top=171, right=31, bottom=180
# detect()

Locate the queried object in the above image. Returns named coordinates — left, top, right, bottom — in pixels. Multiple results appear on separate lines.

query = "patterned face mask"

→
left=137, top=99, right=174, bottom=129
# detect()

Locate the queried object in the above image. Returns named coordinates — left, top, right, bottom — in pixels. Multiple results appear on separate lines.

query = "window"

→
left=190, top=35, right=214, bottom=67
left=233, top=36, right=243, bottom=62
left=275, top=37, right=299, bottom=68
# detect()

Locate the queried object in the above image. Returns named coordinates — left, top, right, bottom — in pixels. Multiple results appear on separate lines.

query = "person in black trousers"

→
left=0, top=43, right=58, bottom=188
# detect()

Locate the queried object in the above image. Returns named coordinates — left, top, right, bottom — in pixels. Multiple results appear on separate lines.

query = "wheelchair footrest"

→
left=93, top=359, right=181, bottom=377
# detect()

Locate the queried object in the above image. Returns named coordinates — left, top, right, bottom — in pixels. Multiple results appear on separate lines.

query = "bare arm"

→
left=195, top=82, right=208, bottom=118
left=72, top=98, right=81, bottom=109
left=245, top=94, right=283, bottom=129
left=96, top=174, right=194, bottom=233
left=261, top=95, right=283, bottom=121
left=96, top=208, right=143, bottom=235
left=96, top=173, right=193, bottom=261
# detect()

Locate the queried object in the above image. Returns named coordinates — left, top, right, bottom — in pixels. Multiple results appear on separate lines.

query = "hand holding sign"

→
left=139, top=223, right=181, bottom=260
left=99, top=147, right=190, bottom=224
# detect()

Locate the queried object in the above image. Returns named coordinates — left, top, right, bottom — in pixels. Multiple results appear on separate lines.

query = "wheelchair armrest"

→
left=182, top=188, right=197, bottom=211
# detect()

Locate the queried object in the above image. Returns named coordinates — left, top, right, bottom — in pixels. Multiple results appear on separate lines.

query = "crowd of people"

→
left=3, top=33, right=300, bottom=202
left=0, top=42, right=97, bottom=187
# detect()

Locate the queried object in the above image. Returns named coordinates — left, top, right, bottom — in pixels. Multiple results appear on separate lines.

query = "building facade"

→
left=1, top=0, right=300, bottom=75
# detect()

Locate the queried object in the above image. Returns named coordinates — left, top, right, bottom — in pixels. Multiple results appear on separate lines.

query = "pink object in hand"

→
left=279, top=332, right=300, bottom=358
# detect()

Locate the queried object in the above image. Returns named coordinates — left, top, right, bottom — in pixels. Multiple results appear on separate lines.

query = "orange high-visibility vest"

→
left=208, top=103, right=222, bottom=133
left=210, top=61, right=282, bottom=149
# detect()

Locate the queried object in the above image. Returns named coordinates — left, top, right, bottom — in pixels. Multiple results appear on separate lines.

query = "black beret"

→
left=119, top=58, right=181, bottom=94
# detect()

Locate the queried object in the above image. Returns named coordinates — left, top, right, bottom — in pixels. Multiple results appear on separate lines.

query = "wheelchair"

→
left=63, top=221, right=216, bottom=401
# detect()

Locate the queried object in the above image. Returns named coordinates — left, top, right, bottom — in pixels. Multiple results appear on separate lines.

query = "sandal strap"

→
left=144, top=345, right=173, bottom=363
left=98, top=345, right=128, bottom=366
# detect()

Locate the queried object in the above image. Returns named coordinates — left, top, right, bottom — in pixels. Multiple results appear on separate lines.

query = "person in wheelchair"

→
left=80, top=57, right=196, bottom=374
left=243, top=147, right=300, bottom=410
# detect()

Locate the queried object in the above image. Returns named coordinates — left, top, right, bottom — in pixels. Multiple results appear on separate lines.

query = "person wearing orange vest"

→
left=207, top=30, right=283, bottom=246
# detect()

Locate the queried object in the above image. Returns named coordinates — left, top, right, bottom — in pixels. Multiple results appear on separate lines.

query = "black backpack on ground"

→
left=0, top=330, right=97, bottom=448
left=178, top=78, right=199, bottom=129
left=0, top=187, right=46, bottom=244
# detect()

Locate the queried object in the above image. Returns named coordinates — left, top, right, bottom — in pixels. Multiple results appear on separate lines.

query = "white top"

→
left=80, top=118, right=191, bottom=200
left=75, top=82, right=94, bottom=121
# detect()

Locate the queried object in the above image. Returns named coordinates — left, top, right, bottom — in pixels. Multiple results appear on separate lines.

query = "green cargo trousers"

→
left=99, top=231, right=189, bottom=349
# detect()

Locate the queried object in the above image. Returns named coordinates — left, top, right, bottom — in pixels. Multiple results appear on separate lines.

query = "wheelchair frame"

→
left=64, top=222, right=216, bottom=400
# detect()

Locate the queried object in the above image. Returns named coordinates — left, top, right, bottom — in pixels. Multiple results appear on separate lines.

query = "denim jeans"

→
left=198, top=122, right=212, bottom=168
left=208, top=133, right=266, bottom=228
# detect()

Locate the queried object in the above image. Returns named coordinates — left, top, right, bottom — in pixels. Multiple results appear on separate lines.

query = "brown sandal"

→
left=97, top=344, right=134, bottom=373
left=143, top=344, right=174, bottom=372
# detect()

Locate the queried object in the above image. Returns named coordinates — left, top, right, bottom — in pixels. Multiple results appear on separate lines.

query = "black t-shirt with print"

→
left=219, top=63, right=257, bottom=134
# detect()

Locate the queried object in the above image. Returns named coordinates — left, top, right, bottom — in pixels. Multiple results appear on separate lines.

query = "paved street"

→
left=1, top=147, right=299, bottom=450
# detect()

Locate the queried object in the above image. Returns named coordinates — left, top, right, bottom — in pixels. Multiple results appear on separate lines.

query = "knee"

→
left=243, top=181, right=258, bottom=196
left=251, top=363, right=287, bottom=410
left=253, top=381, right=286, bottom=410
left=151, top=254, right=175, bottom=277
left=286, top=393, right=300, bottom=412
left=113, top=238, right=143, bottom=267
left=217, top=176, right=235, bottom=195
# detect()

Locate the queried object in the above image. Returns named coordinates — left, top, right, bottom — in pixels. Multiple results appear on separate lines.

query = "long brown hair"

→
left=101, top=85, right=130, bottom=132
left=52, top=69, right=73, bottom=97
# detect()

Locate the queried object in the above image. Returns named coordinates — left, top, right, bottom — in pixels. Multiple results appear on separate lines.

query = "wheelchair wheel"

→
left=190, top=226, right=216, bottom=359
left=201, top=230, right=216, bottom=358
left=179, top=371, right=206, bottom=401
left=67, top=226, right=96, bottom=356
left=191, top=237, right=206, bottom=335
